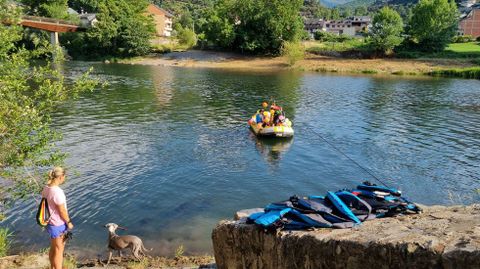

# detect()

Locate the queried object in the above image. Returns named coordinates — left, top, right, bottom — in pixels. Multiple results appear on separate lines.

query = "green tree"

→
left=200, top=7, right=236, bottom=48
left=408, top=0, right=458, bottom=51
left=21, top=0, right=69, bottom=19
left=66, top=0, right=155, bottom=57
left=330, top=8, right=340, bottom=20
left=369, top=7, right=404, bottom=55
left=302, top=0, right=331, bottom=18
left=0, top=0, right=99, bottom=211
left=202, top=0, right=304, bottom=54
left=342, top=7, right=353, bottom=18
left=354, top=6, right=368, bottom=16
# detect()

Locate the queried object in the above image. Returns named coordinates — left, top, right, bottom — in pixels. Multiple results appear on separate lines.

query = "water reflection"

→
left=252, top=135, right=294, bottom=167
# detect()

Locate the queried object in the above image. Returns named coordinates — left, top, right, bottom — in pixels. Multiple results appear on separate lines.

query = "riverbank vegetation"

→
left=0, top=0, right=99, bottom=234
left=0, top=228, right=11, bottom=257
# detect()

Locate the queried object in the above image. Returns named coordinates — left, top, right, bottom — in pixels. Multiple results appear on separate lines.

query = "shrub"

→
left=336, top=34, right=353, bottom=42
left=300, top=30, right=312, bottom=40
left=177, top=27, right=197, bottom=49
left=175, top=245, right=185, bottom=258
left=281, top=41, right=305, bottom=66
left=452, top=35, right=475, bottom=43
left=151, top=43, right=174, bottom=53
left=63, top=254, right=77, bottom=269
left=313, top=31, right=354, bottom=42
left=477, top=36, right=480, bottom=42
left=314, top=31, right=337, bottom=42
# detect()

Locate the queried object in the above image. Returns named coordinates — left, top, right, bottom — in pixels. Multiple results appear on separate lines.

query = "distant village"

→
left=303, top=2, right=480, bottom=39
left=304, top=16, right=371, bottom=38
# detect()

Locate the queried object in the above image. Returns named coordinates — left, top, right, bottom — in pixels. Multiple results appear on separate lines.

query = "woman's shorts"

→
left=46, top=223, right=67, bottom=239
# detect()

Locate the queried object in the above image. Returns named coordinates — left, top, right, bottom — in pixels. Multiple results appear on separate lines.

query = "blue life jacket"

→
left=246, top=182, right=421, bottom=231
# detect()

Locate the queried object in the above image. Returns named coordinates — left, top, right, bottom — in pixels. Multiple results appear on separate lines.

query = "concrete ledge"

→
left=212, top=204, right=480, bottom=269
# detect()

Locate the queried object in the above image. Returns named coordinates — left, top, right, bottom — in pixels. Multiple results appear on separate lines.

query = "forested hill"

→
left=151, top=0, right=213, bottom=14
left=338, top=0, right=417, bottom=8
left=153, top=0, right=352, bottom=11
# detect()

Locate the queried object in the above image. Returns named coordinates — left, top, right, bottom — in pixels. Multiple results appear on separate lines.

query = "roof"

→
left=460, top=3, right=480, bottom=20
left=80, top=13, right=97, bottom=22
left=67, top=8, right=78, bottom=15
left=146, top=4, right=173, bottom=18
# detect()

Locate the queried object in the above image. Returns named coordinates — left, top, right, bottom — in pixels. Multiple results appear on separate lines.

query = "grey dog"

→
left=104, top=223, right=150, bottom=266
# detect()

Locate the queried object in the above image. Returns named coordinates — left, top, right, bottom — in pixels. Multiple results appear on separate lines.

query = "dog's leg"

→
left=105, top=251, right=112, bottom=267
left=132, top=245, right=141, bottom=261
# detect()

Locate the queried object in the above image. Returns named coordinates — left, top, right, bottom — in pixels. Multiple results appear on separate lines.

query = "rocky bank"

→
left=212, top=204, right=480, bottom=269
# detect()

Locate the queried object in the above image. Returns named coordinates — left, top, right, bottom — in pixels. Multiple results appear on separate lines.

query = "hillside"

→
left=339, top=0, right=418, bottom=8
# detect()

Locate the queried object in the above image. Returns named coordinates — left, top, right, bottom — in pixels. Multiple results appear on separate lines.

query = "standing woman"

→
left=41, top=167, right=74, bottom=269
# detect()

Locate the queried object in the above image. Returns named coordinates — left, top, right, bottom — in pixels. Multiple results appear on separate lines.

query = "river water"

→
left=5, top=62, right=480, bottom=257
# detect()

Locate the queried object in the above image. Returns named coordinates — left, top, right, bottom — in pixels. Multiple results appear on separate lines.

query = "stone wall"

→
left=212, top=204, right=480, bottom=269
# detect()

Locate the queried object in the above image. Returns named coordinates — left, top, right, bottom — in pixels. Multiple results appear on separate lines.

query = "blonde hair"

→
left=48, top=166, right=65, bottom=184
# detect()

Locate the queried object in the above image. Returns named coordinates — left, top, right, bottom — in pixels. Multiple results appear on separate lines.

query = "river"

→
left=5, top=62, right=480, bottom=257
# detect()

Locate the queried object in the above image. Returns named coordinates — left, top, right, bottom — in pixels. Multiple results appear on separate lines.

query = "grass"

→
left=151, top=43, right=190, bottom=54
left=391, top=70, right=419, bottom=76
left=446, top=42, right=480, bottom=55
left=0, top=228, right=12, bottom=257
left=63, top=254, right=77, bottom=269
left=126, top=258, right=150, bottom=269
left=427, top=66, right=480, bottom=79
left=175, top=245, right=185, bottom=258
left=304, top=39, right=369, bottom=54
left=398, top=42, right=480, bottom=59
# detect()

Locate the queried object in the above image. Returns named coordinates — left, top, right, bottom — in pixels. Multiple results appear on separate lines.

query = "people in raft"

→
left=253, top=102, right=288, bottom=128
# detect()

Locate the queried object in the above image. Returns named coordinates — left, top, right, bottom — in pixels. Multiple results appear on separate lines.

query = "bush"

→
left=477, top=36, right=480, bottom=42
left=313, top=31, right=353, bottom=42
left=281, top=41, right=305, bottom=66
left=336, top=34, right=353, bottom=42
left=452, top=35, right=475, bottom=43
left=0, top=228, right=12, bottom=257
left=151, top=43, right=173, bottom=54
left=177, top=27, right=197, bottom=49
left=314, top=31, right=337, bottom=42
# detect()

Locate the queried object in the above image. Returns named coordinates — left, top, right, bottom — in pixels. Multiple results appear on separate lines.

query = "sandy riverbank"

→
left=123, top=50, right=476, bottom=76
left=0, top=253, right=215, bottom=269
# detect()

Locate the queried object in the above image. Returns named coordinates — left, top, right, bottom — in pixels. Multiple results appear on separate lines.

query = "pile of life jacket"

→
left=247, top=182, right=422, bottom=230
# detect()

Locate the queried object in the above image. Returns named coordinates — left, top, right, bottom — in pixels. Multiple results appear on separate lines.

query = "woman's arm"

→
left=57, top=203, right=74, bottom=229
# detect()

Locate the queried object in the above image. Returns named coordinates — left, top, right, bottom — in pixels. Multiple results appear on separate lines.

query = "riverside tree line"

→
left=12, top=0, right=463, bottom=57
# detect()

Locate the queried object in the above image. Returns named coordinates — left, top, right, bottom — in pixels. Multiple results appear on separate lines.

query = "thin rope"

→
left=302, top=123, right=391, bottom=188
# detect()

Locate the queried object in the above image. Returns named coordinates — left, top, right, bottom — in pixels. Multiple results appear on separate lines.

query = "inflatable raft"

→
left=248, top=116, right=294, bottom=138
